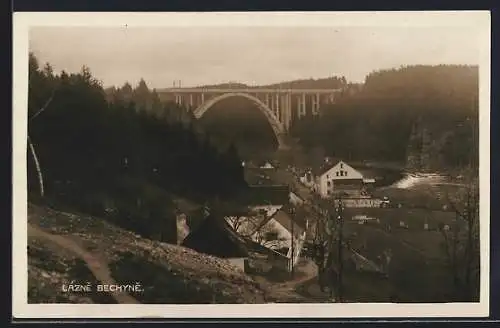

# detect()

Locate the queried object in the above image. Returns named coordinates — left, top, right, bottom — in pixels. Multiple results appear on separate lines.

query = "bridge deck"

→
left=159, top=88, right=342, bottom=94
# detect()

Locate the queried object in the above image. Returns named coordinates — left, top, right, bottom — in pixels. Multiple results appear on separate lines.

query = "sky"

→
left=29, top=25, right=480, bottom=89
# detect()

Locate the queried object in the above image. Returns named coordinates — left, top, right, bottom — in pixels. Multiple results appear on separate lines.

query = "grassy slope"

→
left=27, top=203, right=267, bottom=304
left=340, top=206, right=457, bottom=302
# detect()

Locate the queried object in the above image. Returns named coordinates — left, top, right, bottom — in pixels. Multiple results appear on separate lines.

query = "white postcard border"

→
left=12, top=11, right=491, bottom=319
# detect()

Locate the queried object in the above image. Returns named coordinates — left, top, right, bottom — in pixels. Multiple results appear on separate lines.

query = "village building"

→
left=182, top=213, right=250, bottom=272
left=227, top=204, right=308, bottom=272
left=300, top=160, right=376, bottom=199
left=259, top=161, right=275, bottom=169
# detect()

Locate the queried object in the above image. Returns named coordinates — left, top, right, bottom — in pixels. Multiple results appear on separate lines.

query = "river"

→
left=391, top=173, right=448, bottom=189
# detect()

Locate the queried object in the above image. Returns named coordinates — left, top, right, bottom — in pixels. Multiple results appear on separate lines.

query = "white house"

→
left=301, top=160, right=375, bottom=199
left=252, top=207, right=307, bottom=272
left=226, top=205, right=308, bottom=272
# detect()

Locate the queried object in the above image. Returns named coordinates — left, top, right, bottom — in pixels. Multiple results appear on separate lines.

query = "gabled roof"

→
left=289, top=191, right=305, bottom=201
left=245, top=238, right=289, bottom=259
left=307, top=159, right=341, bottom=176
left=316, top=160, right=345, bottom=176
left=182, top=214, right=249, bottom=258
left=313, top=160, right=366, bottom=178
left=271, top=205, right=307, bottom=237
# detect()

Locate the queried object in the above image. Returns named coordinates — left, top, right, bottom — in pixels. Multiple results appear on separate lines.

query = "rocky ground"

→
left=28, top=203, right=268, bottom=304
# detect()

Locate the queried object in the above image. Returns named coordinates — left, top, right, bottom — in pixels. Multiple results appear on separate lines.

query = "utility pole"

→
left=289, top=206, right=296, bottom=277
left=336, top=196, right=345, bottom=302
left=327, top=206, right=335, bottom=300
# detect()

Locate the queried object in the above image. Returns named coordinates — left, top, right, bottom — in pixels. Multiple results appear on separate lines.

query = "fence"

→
left=334, top=198, right=384, bottom=208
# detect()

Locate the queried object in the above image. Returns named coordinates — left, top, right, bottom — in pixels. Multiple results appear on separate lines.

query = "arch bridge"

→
left=158, top=87, right=342, bottom=150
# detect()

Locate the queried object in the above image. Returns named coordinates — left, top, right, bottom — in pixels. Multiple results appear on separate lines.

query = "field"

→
left=338, top=206, right=461, bottom=302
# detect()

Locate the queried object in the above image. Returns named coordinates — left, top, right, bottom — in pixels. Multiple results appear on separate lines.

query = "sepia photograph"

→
left=12, top=11, right=490, bottom=318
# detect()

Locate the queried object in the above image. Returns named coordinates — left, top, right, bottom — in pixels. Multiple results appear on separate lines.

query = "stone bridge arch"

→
left=192, top=92, right=287, bottom=150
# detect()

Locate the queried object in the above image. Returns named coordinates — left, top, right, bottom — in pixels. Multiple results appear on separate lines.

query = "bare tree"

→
left=28, top=83, right=56, bottom=198
left=225, top=207, right=288, bottom=250
left=29, top=89, right=56, bottom=122
left=27, top=55, right=58, bottom=198
left=27, top=135, right=44, bottom=197
left=225, top=208, right=262, bottom=235
left=441, top=178, right=480, bottom=301
left=254, top=224, right=287, bottom=249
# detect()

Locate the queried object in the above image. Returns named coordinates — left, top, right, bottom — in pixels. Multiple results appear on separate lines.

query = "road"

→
left=258, top=258, right=331, bottom=303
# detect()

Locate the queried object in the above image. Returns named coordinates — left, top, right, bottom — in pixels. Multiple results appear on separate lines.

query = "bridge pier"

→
left=312, top=93, right=320, bottom=115
left=297, top=93, right=307, bottom=118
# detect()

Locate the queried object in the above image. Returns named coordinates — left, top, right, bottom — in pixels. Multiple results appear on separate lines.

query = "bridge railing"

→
left=160, top=88, right=343, bottom=94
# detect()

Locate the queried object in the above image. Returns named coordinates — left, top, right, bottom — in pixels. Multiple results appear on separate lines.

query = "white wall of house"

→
left=257, top=217, right=306, bottom=270
left=318, top=161, right=364, bottom=198
left=250, top=205, right=282, bottom=218
left=226, top=209, right=307, bottom=273
left=227, top=258, right=247, bottom=272
left=289, top=192, right=304, bottom=206
left=176, top=213, right=190, bottom=245
left=300, top=171, right=315, bottom=187
left=318, top=175, right=329, bottom=198
left=260, top=162, right=274, bottom=169
left=255, top=218, right=292, bottom=250
left=327, top=161, right=363, bottom=181
left=287, top=231, right=307, bottom=271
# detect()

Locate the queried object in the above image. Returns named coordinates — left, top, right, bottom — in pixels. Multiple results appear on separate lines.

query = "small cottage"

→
left=182, top=214, right=250, bottom=271
left=247, top=205, right=308, bottom=272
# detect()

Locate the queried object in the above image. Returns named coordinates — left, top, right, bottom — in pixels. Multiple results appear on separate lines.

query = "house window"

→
left=327, top=181, right=331, bottom=186
left=336, top=172, right=339, bottom=176
left=340, top=163, right=344, bottom=169
left=326, top=174, right=329, bottom=179
left=264, top=231, right=278, bottom=241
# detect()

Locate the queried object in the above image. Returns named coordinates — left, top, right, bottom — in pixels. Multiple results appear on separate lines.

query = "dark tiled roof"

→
left=244, top=168, right=274, bottom=186
left=182, top=214, right=249, bottom=258
left=243, top=185, right=290, bottom=206
left=173, top=198, right=202, bottom=215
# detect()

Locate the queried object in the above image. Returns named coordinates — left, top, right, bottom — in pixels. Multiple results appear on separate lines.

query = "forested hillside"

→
left=27, top=53, right=247, bottom=243
left=290, top=65, right=479, bottom=171
left=191, top=76, right=348, bottom=90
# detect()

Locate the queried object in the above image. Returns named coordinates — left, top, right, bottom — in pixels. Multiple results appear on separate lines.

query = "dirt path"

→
left=264, top=259, right=321, bottom=302
left=277, top=259, right=318, bottom=289
left=28, top=223, right=139, bottom=304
